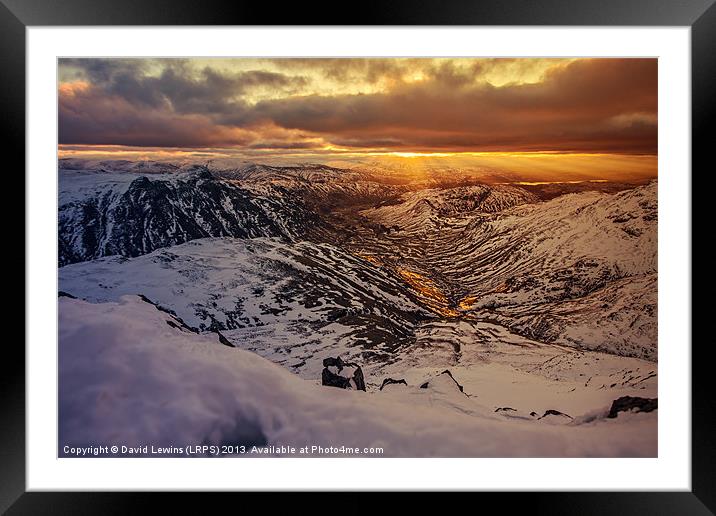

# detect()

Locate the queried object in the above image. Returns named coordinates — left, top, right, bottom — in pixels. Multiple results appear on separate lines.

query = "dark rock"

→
left=215, top=331, right=234, bottom=347
left=325, top=309, right=348, bottom=322
left=321, top=356, right=366, bottom=391
left=323, top=356, right=345, bottom=369
left=495, top=407, right=516, bottom=413
left=165, top=320, right=182, bottom=331
left=530, top=411, right=538, bottom=417
left=138, top=294, right=198, bottom=333
left=416, top=371, right=467, bottom=396
left=607, top=396, right=657, bottom=418
left=540, top=409, right=573, bottom=419
left=58, top=291, right=76, bottom=299
left=380, top=378, right=408, bottom=391
left=322, top=369, right=351, bottom=389
left=440, top=370, right=465, bottom=393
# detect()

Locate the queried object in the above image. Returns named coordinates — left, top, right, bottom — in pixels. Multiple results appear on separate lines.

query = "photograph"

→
left=56, top=56, right=658, bottom=458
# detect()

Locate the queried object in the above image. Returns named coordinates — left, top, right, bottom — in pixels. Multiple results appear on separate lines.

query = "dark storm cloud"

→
left=59, top=83, right=250, bottom=147
left=60, top=58, right=308, bottom=112
left=58, top=58, right=657, bottom=154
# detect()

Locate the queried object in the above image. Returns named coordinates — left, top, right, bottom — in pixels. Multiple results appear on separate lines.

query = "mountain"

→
left=362, top=184, right=539, bottom=232
left=58, top=165, right=318, bottom=266
left=57, top=159, right=659, bottom=457
left=214, top=163, right=406, bottom=213
left=355, top=181, right=658, bottom=359
left=59, top=237, right=430, bottom=377
left=58, top=159, right=657, bottom=360
left=59, top=294, right=657, bottom=457
left=58, top=158, right=182, bottom=175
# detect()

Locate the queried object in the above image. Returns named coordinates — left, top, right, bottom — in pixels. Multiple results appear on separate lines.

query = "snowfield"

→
left=59, top=295, right=657, bottom=457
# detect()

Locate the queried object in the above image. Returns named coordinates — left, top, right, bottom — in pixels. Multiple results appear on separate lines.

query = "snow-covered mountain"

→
left=58, top=165, right=317, bottom=265
left=363, top=184, right=539, bottom=232
left=57, top=159, right=658, bottom=457
left=59, top=237, right=430, bottom=377
left=356, top=181, right=658, bottom=359
left=59, top=158, right=182, bottom=175
left=210, top=163, right=366, bottom=183
left=59, top=294, right=657, bottom=457
left=214, top=163, right=406, bottom=213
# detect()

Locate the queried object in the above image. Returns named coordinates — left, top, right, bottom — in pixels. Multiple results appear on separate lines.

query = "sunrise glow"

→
left=58, top=57, right=657, bottom=182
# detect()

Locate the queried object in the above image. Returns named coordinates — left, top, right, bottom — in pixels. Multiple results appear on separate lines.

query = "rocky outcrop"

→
left=417, top=370, right=467, bottom=396
left=607, top=396, right=657, bottom=418
left=539, top=409, right=573, bottom=420
left=215, top=331, right=234, bottom=348
left=136, top=294, right=198, bottom=333
left=439, top=370, right=465, bottom=393
left=321, top=357, right=366, bottom=391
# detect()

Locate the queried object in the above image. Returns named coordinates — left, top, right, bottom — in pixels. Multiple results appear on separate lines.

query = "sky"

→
left=58, top=58, right=658, bottom=181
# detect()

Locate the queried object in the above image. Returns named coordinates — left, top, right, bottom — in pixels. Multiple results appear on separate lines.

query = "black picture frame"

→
left=4, top=0, right=712, bottom=512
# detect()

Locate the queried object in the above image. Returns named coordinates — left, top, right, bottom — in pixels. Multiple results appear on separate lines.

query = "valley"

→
left=57, top=159, right=658, bottom=457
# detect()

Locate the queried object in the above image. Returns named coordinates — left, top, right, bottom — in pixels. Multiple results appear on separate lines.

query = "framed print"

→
left=5, top=0, right=714, bottom=511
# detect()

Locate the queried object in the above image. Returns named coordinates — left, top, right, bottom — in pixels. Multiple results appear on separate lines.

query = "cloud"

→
left=59, top=83, right=251, bottom=147
left=58, top=58, right=657, bottom=154
left=60, top=58, right=309, bottom=112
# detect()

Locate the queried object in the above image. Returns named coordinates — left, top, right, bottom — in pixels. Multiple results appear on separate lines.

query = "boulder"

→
left=607, top=396, right=657, bottom=418
left=321, top=356, right=366, bottom=391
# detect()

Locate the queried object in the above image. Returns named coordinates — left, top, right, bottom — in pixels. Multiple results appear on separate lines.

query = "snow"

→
left=59, top=295, right=657, bottom=457
left=59, top=237, right=429, bottom=378
left=355, top=181, right=658, bottom=360
left=56, top=160, right=658, bottom=459
left=58, top=168, right=140, bottom=204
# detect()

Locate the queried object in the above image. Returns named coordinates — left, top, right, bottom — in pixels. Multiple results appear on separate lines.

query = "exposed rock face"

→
left=58, top=167, right=317, bottom=266
left=608, top=396, right=657, bottom=418
left=379, top=378, right=408, bottom=391
left=321, top=357, right=366, bottom=391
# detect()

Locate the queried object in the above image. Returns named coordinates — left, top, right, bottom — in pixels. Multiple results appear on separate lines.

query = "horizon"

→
left=58, top=57, right=658, bottom=183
